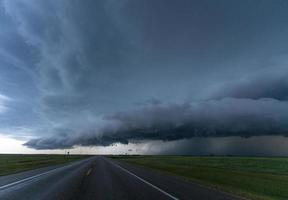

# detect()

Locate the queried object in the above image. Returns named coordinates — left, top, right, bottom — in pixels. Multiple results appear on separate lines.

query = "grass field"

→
left=111, top=156, right=288, bottom=200
left=0, top=154, right=90, bottom=176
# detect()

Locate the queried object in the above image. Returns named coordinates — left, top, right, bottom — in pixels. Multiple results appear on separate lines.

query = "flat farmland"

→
left=0, top=154, right=90, bottom=176
left=111, top=156, right=288, bottom=200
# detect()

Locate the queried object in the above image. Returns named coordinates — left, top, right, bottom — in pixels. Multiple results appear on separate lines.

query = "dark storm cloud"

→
left=3, top=0, right=138, bottom=118
left=141, top=136, right=288, bottom=156
left=111, top=0, right=288, bottom=61
left=2, top=0, right=288, bottom=150
left=213, top=66, right=288, bottom=100
left=25, top=98, right=288, bottom=149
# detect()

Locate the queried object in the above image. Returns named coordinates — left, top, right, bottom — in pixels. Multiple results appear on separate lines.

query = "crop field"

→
left=0, top=154, right=90, bottom=176
left=111, top=156, right=288, bottom=200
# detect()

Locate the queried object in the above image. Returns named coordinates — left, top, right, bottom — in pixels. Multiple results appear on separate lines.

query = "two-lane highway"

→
left=0, top=156, right=243, bottom=200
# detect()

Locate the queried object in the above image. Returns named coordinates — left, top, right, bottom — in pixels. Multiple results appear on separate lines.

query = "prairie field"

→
left=0, top=154, right=90, bottom=176
left=112, top=156, right=288, bottom=200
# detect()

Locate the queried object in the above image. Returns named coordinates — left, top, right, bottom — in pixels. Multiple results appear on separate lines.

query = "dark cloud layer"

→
left=142, top=136, right=288, bottom=156
left=213, top=71, right=288, bottom=100
left=1, top=0, right=288, bottom=152
left=25, top=98, right=288, bottom=149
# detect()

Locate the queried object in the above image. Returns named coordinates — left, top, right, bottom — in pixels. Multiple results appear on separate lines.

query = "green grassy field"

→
left=0, top=154, right=90, bottom=176
left=111, top=156, right=288, bottom=200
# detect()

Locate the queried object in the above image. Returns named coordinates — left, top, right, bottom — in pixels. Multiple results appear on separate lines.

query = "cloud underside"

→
left=25, top=97, right=288, bottom=149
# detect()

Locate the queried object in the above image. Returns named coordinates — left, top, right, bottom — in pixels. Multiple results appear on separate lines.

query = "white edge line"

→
left=0, top=167, right=60, bottom=190
left=0, top=158, right=92, bottom=190
left=106, top=158, right=179, bottom=200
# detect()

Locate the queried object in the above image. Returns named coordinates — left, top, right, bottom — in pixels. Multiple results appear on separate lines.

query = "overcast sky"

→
left=1, top=0, right=288, bottom=155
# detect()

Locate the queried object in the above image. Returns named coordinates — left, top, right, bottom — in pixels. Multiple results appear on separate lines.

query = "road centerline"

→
left=86, top=168, right=92, bottom=176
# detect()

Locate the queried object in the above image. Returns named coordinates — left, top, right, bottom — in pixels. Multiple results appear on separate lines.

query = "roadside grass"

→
left=0, top=154, right=91, bottom=176
left=111, top=156, right=288, bottom=200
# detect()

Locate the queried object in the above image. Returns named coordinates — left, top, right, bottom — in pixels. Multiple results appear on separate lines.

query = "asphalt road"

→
left=0, top=156, right=243, bottom=200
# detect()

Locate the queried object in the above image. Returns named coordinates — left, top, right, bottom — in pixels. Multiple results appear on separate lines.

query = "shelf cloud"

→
left=1, top=0, right=288, bottom=152
left=25, top=97, right=288, bottom=149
